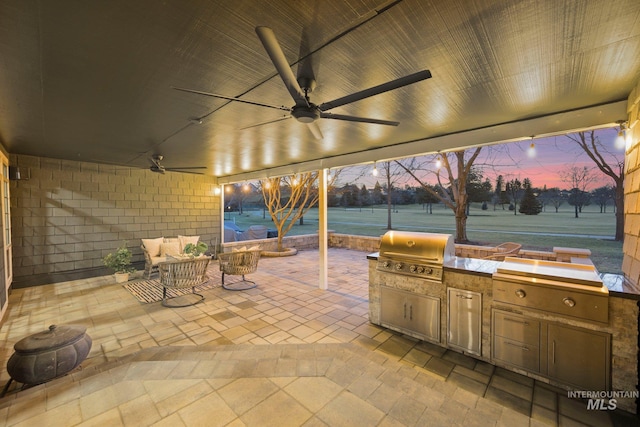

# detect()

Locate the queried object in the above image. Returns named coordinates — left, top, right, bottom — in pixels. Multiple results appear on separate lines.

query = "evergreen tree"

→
left=519, top=179, right=542, bottom=215
left=359, top=184, right=371, bottom=206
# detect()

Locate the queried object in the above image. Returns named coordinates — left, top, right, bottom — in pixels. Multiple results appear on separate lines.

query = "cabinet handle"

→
left=504, top=317, right=529, bottom=326
left=409, top=305, right=413, bottom=320
left=505, top=341, right=530, bottom=351
left=552, top=340, right=555, bottom=364
left=457, top=294, right=473, bottom=299
left=403, top=303, right=407, bottom=319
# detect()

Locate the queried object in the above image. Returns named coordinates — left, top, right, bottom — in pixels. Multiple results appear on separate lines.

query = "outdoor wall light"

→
left=615, top=120, right=628, bottom=150
left=435, top=155, right=442, bottom=169
left=292, top=175, right=299, bottom=186
left=372, top=162, right=379, bottom=176
left=213, top=186, right=221, bottom=196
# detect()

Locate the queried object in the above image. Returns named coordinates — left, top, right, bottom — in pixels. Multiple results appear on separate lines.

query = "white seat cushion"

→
left=150, top=255, right=168, bottom=266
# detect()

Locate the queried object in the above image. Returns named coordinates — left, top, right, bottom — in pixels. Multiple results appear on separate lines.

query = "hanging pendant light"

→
left=527, top=136, right=536, bottom=158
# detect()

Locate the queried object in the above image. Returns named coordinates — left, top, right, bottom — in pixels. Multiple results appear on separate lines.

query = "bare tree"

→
left=565, top=130, right=625, bottom=240
left=506, top=178, right=522, bottom=215
left=560, top=166, right=597, bottom=219
left=380, top=161, right=405, bottom=230
left=396, top=148, right=482, bottom=243
left=260, top=171, right=336, bottom=252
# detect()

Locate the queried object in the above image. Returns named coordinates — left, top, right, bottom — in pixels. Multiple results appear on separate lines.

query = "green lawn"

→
left=227, top=203, right=623, bottom=274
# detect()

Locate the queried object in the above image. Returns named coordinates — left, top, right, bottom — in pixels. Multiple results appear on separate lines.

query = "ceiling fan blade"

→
left=239, top=115, right=292, bottom=130
left=318, top=69, right=432, bottom=111
left=296, top=27, right=316, bottom=85
left=164, top=166, right=207, bottom=170
left=172, top=87, right=289, bottom=111
left=255, top=26, right=309, bottom=106
left=320, top=112, right=399, bottom=126
left=307, top=122, right=323, bottom=139
left=165, top=169, right=205, bottom=175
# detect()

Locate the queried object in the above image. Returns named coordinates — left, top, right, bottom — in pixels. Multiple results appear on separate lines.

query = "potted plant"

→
left=103, top=242, right=135, bottom=283
left=183, top=242, right=208, bottom=258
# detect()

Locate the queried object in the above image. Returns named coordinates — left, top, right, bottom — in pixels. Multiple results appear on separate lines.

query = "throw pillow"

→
left=160, top=242, right=181, bottom=257
left=232, top=246, right=248, bottom=252
left=178, top=235, right=200, bottom=252
left=142, top=237, right=164, bottom=257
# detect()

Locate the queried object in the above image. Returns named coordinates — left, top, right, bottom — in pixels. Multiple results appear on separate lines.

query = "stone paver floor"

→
left=0, top=248, right=637, bottom=426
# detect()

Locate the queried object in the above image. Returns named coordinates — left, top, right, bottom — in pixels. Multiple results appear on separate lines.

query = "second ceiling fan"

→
left=174, top=26, right=432, bottom=139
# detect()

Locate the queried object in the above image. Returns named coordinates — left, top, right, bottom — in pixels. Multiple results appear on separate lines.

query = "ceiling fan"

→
left=173, top=26, right=432, bottom=139
left=149, top=155, right=206, bottom=174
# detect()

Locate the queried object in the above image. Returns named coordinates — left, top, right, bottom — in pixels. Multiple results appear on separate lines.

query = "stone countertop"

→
left=367, top=253, right=640, bottom=300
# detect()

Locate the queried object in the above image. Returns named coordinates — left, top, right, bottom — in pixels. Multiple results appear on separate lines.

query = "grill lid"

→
left=379, top=231, right=455, bottom=264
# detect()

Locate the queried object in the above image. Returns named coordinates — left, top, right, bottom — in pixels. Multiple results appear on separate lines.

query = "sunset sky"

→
left=339, top=127, right=625, bottom=191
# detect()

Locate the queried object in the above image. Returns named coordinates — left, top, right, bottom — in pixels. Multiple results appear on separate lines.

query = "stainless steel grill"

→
left=492, top=257, right=609, bottom=323
left=377, top=231, right=455, bottom=282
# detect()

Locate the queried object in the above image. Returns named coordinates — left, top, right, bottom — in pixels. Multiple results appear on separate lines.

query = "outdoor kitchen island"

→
left=367, top=232, right=640, bottom=414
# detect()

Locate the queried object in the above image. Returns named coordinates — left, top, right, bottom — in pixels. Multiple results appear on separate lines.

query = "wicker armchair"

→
left=483, top=242, right=522, bottom=261
left=218, top=249, right=261, bottom=290
left=158, top=257, right=211, bottom=307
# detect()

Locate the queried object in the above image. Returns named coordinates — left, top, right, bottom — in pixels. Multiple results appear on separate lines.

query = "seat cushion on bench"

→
left=150, top=255, right=168, bottom=266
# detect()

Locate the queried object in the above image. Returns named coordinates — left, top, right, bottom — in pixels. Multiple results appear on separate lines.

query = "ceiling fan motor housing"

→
left=292, top=104, right=320, bottom=123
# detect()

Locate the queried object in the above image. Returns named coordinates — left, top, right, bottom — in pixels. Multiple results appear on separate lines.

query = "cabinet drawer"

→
left=493, top=336, right=540, bottom=372
left=493, top=311, right=540, bottom=344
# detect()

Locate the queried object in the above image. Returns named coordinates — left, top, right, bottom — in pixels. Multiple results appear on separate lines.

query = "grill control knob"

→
left=563, top=297, right=576, bottom=307
left=409, top=265, right=417, bottom=273
left=416, top=266, right=425, bottom=274
left=394, top=263, right=403, bottom=271
left=425, top=268, right=433, bottom=275
left=515, top=289, right=526, bottom=298
left=382, top=261, right=391, bottom=269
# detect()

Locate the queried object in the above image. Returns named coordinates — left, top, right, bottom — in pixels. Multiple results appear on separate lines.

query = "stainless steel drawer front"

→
left=493, top=335, right=540, bottom=372
left=493, top=311, right=540, bottom=344
left=493, top=279, right=608, bottom=323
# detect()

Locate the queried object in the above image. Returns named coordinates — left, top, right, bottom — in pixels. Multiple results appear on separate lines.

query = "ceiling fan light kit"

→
left=174, top=26, right=432, bottom=140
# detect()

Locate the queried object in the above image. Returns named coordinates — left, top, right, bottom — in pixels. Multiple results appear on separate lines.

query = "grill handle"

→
left=379, top=252, right=440, bottom=262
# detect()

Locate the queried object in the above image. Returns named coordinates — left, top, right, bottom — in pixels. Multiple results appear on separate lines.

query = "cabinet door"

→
left=447, top=288, right=482, bottom=355
left=547, top=323, right=610, bottom=390
left=380, top=286, right=440, bottom=342
left=409, top=292, right=440, bottom=342
left=380, top=286, right=411, bottom=330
